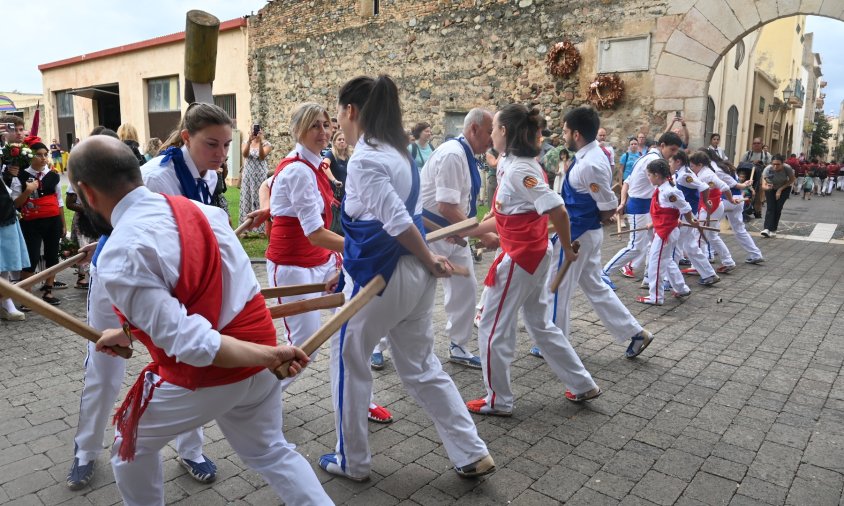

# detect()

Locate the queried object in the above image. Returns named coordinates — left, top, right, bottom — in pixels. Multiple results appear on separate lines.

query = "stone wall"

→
left=248, top=0, right=673, bottom=163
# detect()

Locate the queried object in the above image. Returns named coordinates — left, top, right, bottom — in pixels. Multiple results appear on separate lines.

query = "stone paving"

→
left=2, top=195, right=844, bottom=505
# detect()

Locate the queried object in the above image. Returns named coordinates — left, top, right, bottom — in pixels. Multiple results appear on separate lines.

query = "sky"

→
left=1, top=4, right=843, bottom=117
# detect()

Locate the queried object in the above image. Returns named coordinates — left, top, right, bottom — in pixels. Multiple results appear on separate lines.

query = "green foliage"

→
left=810, top=112, right=832, bottom=160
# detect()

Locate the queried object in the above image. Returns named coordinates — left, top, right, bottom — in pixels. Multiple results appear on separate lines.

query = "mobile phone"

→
left=252, top=124, right=260, bottom=137
left=675, top=111, right=682, bottom=118
left=3, top=122, right=15, bottom=131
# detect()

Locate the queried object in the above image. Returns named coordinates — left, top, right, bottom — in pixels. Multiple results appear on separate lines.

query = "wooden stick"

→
left=234, top=217, right=254, bottom=238
left=609, top=226, right=651, bottom=237
left=425, top=218, right=478, bottom=243
left=261, top=283, right=327, bottom=299
left=0, top=278, right=133, bottom=359
left=616, top=216, right=622, bottom=241
left=17, top=252, right=88, bottom=290
left=268, top=293, right=345, bottom=319
left=423, top=217, right=470, bottom=247
left=549, top=240, right=581, bottom=292
left=274, top=275, right=387, bottom=378
left=680, top=222, right=720, bottom=232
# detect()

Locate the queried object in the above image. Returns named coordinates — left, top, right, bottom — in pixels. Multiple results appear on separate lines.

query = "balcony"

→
left=788, top=78, right=805, bottom=108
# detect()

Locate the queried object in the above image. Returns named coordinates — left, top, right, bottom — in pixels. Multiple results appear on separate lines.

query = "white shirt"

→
left=344, top=137, right=419, bottom=237
left=655, top=181, right=691, bottom=215
left=24, top=166, right=64, bottom=206
left=141, top=144, right=218, bottom=198
left=708, top=146, right=726, bottom=160
left=675, top=165, right=709, bottom=193
left=625, top=148, right=661, bottom=199
left=711, top=163, right=739, bottom=189
left=494, top=155, right=563, bottom=215
left=571, top=140, right=618, bottom=212
left=87, top=261, right=121, bottom=331
left=97, top=187, right=260, bottom=367
left=695, top=166, right=731, bottom=193
left=420, top=139, right=473, bottom=219
left=269, top=144, right=325, bottom=236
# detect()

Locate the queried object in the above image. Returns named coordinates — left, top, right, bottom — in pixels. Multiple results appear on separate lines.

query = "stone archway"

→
left=653, top=0, right=844, bottom=146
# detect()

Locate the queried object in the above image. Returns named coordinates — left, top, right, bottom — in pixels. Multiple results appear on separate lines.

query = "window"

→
left=148, top=77, right=180, bottom=112
left=796, top=23, right=801, bottom=34
left=726, top=106, right=739, bottom=161
left=358, top=0, right=379, bottom=16
left=705, top=97, right=716, bottom=144
left=214, top=94, right=237, bottom=120
left=373, top=0, right=380, bottom=15
left=759, top=96, right=766, bottom=114
left=733, top=40, right=745, bottom=70
left=57, top=91, right=73, bottom=118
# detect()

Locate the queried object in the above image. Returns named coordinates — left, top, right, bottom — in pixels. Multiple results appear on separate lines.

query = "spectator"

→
left=597, top=127, right=615, bottom=163
left=409, top=122, right=434, bottom=169
left=240, top=125, right=272, bottom=235
left=484, top=147, right=499, bottom=205
left=636, top=132, right=647, bottom=156
left=553, top=148, right=571, bottom=193
left=0, top=135, right=31, bottom=321
left=707, top=133, right=726, bottom=160
left=116, top=124, right=146, bottom=165
left=211, top=161, right=229, bottom=214
left=322, top=130, right=351, bottom=235
left=760, top=154, right=796, bottom=238
left=143, top=137, right=162, bottom=161
left=619, top=137, right=640, bottom=182
left=740, top=138, right=770, bottom=218
left=668, top=113, right=689, bottom=149
left=49, top=139, right=63, bottom=172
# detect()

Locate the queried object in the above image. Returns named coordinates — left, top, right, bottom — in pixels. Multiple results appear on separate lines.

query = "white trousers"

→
left=794, top=176, right=804, bottom=194
left=112, top=370, right=331, bottom=506
left=823, top=177, right=836, bottom=194
left=479, top=247, right=596, bottom=412
left=837, top=176, right=844, bottom=190
left=647, top=229, right=687, bottom=303
left=813, top=177, right=821, bottom=194
left=267, top=256, right=337, bottom=390
left=549, top=229, right=642, bottom=344
left=674, top=226, right=716, bottom=278
left=722, top=199, right=762, bottom=259
left=330, top=256, right=487, bottom=478
left=429, top=240, right=477, bottom=348
left=603, top=213, right=651, bottom=276
left=698, top=205, right=734, bottom=266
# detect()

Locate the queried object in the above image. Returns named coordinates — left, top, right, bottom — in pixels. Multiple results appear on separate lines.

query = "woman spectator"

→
left=408, top=121, right=434, bottom=169
left=760, top=154, right=796, bottom=238
left=0, top=145, right=31, bottom=320
left=143, top=137, right=162, bottom=161
left=619, top=137, right=640, bottom=181
left=322, top=130, right=350, bottom=235
left=553, top=148, right=571, bottom=193
left=240, top=126, right=272, bottom=234
left=117, top=124, right=146, bottom=166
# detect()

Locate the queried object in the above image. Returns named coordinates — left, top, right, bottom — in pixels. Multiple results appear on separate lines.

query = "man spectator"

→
left=636, top=132, right=647, bottom=156
left=597, top=127, right=615, bottom=165
left=50, top=139, right=63, bottom=172
left=740, top=138, right=770, bottom=218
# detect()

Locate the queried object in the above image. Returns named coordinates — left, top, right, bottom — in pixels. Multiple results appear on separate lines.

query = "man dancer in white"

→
left=68, top=136, right=332, bottom=506
left=419, top=108, right=498, bottom=368
left=550, top=107, right=653, bottom=359
left=603, top=132, right=684, bottom=284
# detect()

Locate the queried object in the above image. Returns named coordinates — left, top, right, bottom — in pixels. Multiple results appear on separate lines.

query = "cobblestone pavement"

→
left=2, top=196, right=844, bottom=505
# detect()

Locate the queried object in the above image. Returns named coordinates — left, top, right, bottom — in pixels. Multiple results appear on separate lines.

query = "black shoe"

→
left=52, top=281, right=68, bottom=290
left=754, top=211, right=762, bottom=218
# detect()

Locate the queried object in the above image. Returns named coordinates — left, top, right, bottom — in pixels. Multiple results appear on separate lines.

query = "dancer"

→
left=711, top=159, right=764, bottom=264
left=688, top=151, right=740, bottom=271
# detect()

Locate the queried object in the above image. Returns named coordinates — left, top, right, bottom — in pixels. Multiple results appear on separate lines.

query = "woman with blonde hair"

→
left=117, top=123, right=146, bottom=165
left=143, top=137, right=162, bottom=161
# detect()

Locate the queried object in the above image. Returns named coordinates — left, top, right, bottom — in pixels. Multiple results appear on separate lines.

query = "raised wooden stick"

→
left=268, top=293, right=345, bottom=319
left=274, top=274, right=387, bottom=378
left=234, top=217, right=254, bottom=238
left=0, top=278, right=133, bottom=359
left=422, top=217, right=468, bottom=247
left=261, top=283, right=327, bottom=299
left=609, top=226, right=651, bottom=237
left=549, top=240, right=581, bottom=292
left=425, top=218, right=478, bottom=243
left=17, top=252, right=88, bottom=290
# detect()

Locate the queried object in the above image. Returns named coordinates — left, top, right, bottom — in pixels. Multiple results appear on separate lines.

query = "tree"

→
left=810, top=112, right=831, bottom=160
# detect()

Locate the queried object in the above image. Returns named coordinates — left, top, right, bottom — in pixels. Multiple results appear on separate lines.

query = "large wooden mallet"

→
left=549, top=240, right=581, bottom=292
left=17, top=251, right=88, bottom=290
left=274, top=274, right=387, bottom=378
left=0, top=278, right=133, bottom=359
left=184, top=10, right=219, bottom=104
left=425, top=218, right=478, bottom=243
left=268, top=293, right=345, bottom=319
left=422, top=217, right=468, bottom=247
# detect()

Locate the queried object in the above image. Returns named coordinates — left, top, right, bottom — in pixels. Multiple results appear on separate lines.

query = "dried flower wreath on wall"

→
left=545, top=40, right=581, bottom=78
left=587, top=74, right=624, bottom=109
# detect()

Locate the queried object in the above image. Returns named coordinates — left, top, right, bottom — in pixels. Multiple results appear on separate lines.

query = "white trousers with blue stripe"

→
left=549, top=228, right=642, bottom=344
left=329, top=256, right=488, bottom=478
left=429, top=239, right=477, bottom=348
left=603, top=213, right=651, bottom=277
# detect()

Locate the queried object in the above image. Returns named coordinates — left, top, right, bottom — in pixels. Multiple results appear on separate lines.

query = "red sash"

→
left=265, top=155, right=334, bottom=268
left=484, top=208, right=548, bottom=287
left=113, top=195, right=277, bottom=461
left=650, top=189, right=680, bottom=241
left=20, top=194, right=60, bottom=220
left=699, top=185, right=721, bottom=214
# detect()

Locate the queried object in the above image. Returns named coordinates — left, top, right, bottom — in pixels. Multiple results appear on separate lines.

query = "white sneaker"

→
left=760, top=229, right=770, bottom=238
left=769, top=231, right=777, bottom=237
left=0, top=307, right=25, bottom=321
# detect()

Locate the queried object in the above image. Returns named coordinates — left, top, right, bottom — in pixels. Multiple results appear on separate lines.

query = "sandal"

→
left=42, top=289, right=61, bottom=306
left=52, top=281, right=68, bottom=290
left=75, top=281, right=89, bottom=289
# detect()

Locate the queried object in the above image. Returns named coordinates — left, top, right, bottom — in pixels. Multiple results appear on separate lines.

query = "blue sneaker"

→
left=319, top=453, right=369, bottom=482
left=625, top=330, right=654, bottom=359
left=600, top=273, right=617, bottom=291
left=662, top=279, right=671, bottom=291
left=529, top=346, right=544, bottom=358
left=449, top=343, right=482, bottom=369
left=178, top=455, right=217, bottom=483
left=66, top=458, right=95, bottom=490
left=370, top=351, right=385, bottom=370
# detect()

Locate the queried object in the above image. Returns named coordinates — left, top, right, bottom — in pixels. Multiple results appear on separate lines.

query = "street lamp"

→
left=782, top=83, right=794, bottom=103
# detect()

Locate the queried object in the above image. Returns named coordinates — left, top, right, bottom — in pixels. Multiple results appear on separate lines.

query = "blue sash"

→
left=160, top=147, right=212, bottom=204
left=561, top=157, right=601, bottom=241
left=451, top=137, right=481, bottom=218
left=422, top=208, right=450, bottom=227
left=626, top=196, right=651, bottom=215
left=342, top=156, right=424, bottom=287
left=678, top=184, right=700, bottom=211
left=91, top=234, right=109, bottom=267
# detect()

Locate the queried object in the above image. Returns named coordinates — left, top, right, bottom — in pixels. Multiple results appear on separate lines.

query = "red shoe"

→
left=565, top=387, right=603, bottom=403
left=368, top=404, right=393, bottom=423
left=635, top=296, right=663, bottom=306
left=466, top=398, right=512, bottom=417
left=680, top=268, right=699, bottom=276
left=620, top=263, right=636, bottom=278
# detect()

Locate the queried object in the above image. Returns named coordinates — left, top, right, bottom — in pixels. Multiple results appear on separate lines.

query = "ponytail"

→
left=338, top=74, right=409, bottom=159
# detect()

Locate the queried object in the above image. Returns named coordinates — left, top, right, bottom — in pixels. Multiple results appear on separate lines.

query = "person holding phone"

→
left=240, top=123, right=272, bottom=235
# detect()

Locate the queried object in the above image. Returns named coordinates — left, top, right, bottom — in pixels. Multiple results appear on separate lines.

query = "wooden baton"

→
left=261, top=283, right=328, bottom=299
left=234, top=217, right=254, bottom=238
left=268, top=293, right=345, bottom=319
left=425, top=218, right=478, bottom=243
left=17, top=251, right=88, bottom=291
left=422, top=217, right=468, bottom=247
left=609, top=226, right=651, bottom=237
left=274, top=274, right=387, bottom=379
left=680, top=222, right=720, bottom=232
left=0, top=278, right=133, bottom=359
left=616, top=216, right=622, bottom=241
left=549, top=240, right=581, bottom=292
